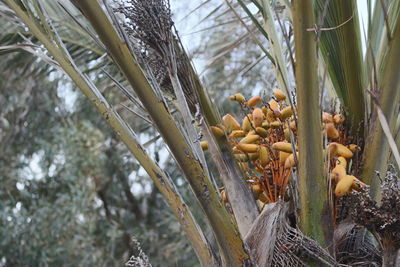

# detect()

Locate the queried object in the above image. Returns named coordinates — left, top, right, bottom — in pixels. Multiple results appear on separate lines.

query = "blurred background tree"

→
left=0, top=49, right=201, bottom=266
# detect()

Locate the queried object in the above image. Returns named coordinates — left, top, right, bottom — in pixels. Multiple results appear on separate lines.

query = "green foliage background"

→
left=0, top=51, right=200, bottom=266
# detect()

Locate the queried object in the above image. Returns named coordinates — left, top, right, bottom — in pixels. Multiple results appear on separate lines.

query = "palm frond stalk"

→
left=186, top=43, right=261, bottom=239
left=292, top=0, right=333, bottom=249
left=368, top=0, right=400, bottom=77
left=258, top=0, right=291, bottom=100
left=361, top=13, right=400, bottom=198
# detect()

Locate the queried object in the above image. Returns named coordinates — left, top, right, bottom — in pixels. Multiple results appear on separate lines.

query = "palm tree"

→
left=1, top=0, right=399, bottom=266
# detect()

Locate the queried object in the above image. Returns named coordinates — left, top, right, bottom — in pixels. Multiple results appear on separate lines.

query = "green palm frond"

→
left=0, top=0, right=105, bottom=75
left=315, top=0, right=365, bottom=132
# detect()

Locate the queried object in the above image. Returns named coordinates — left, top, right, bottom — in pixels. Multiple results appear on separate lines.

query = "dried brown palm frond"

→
left=334, top=220, right=381, bottom=266
left=245, top=201, right=337, bottom=266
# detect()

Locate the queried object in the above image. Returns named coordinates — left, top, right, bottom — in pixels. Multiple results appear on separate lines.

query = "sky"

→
left=358, top=0, right=376, bottom=51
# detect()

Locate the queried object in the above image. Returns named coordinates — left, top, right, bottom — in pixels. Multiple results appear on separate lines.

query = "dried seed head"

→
left=114, top=0, right=199, bottom=113
left=115, top=0, right=174, bottom=57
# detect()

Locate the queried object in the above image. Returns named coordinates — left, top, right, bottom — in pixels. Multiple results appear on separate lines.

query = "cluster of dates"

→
left=202, top=89, right=365, bottom=204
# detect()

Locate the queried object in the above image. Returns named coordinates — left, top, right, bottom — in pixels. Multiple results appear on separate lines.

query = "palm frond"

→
left=315, top=0, right=365, bottom=133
